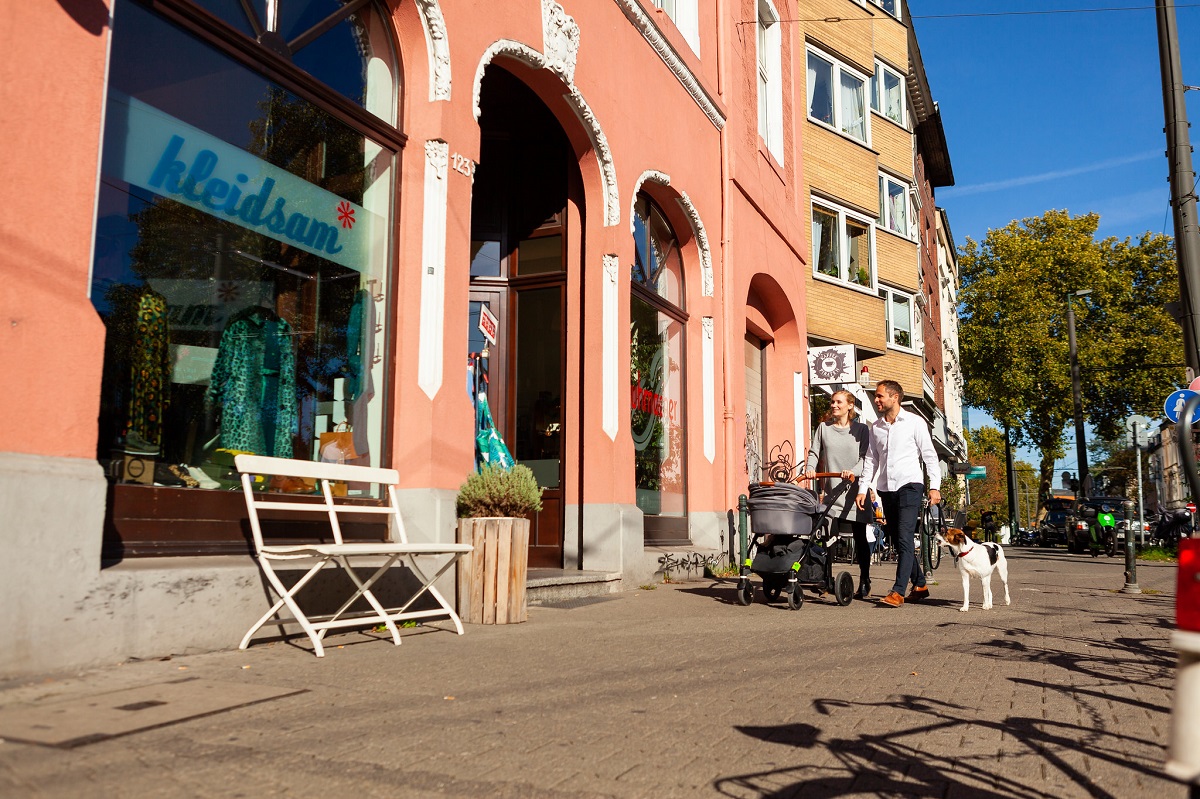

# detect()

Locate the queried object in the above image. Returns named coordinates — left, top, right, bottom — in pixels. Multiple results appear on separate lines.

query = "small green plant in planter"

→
left=456, top=464, right=543, bottom=518
left=455, top=464, right=543, bottom=625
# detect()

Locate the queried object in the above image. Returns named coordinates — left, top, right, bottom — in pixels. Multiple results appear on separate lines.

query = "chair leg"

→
left=248, top=558, right=331, bottom=657
left=399, top=556, right=467, bottom=635
left=329, top=555, right=404, bottom=646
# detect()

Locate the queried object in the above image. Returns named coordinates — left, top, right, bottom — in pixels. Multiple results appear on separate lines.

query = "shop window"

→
left=90, top=0, right=398, bottom=554
left=631, top=194, right=688, bottom=544
left=812, top=201, right=874, bottom=290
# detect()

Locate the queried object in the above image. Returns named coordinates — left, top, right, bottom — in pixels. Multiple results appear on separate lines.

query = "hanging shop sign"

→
left=478, top=303, right=498, bottom=345
left=807, top=344, right=856, bottom=385
left=103, top=93, right=384, bottom=273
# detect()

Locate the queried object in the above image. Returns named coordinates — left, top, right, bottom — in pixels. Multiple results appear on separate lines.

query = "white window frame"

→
left=654, top=0, right=700, bottom=56
left=870, top=0, right=903, bottom=21
left=811, top=199, right=876, bottom=292
left=880, top=285, right=920, bottom=352
left=806, top=46, right=871, bottom=146
left=756, top=0, right=783, bottom=162
left=878, top=172, right=914, bottom=240
left=871, top=60, right=907, bottom=128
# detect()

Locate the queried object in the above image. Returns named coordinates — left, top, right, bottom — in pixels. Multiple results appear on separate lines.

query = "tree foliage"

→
left=959, top=211, right=1184, bottom=501
left=963, top=426, right=1038, bottom=526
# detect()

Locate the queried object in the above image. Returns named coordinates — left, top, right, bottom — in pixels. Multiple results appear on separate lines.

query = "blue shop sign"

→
left=103, top=93, right=383, bottom=273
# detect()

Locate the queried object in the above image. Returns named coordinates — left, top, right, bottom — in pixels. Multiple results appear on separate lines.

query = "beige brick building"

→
left=798, top=0, right=964, bottom=468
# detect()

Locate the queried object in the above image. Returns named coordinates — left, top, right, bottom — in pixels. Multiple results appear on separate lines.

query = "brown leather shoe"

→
left=906, top=586, right=930, bottom=602
left=879, top=591, right=904, bottom=607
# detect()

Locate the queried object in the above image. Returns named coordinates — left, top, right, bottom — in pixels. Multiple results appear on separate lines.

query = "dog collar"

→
left=955, top=546, right=973, bottom=560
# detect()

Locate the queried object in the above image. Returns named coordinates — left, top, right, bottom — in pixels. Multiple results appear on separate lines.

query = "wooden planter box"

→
left=456, top=517, right=530, bottom=624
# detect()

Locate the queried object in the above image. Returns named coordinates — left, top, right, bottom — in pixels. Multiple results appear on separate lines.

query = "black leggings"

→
left=849, top=521, right=870, bottom=583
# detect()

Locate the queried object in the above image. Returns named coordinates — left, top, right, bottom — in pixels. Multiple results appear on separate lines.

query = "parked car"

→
left=1035, top=496, right=1073, bottom=547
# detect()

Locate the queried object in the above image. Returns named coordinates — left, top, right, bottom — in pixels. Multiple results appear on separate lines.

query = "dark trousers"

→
left=879, top=483, right=925, bottom=596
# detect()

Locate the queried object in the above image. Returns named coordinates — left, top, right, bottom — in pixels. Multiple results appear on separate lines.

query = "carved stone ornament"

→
left=473, top=40, right=620, bottom=227
left=701, top=316, right=713, bottom=339
left=414, top=0, right=451, bottom=102
left=630, top=170, right=670, bottom=234
left=541, top=0, right=580, bottom=84
left=603, top=253, right=619, bottom=282
left=677, top=192, right=714, bottom=296
left=424, top=139, right=448, bottom=181
left=611, top=0, right=724, bottom=130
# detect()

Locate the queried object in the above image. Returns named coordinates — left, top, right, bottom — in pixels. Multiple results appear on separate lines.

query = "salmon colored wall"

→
left=0, top=1, right=110, bottom=458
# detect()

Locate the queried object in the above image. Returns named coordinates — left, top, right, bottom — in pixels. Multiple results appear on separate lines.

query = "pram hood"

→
left=747, top=481, right=820, bottom=513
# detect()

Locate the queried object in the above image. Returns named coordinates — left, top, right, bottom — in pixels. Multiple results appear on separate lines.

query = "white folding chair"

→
left=235, top=454, right=472, bottom=657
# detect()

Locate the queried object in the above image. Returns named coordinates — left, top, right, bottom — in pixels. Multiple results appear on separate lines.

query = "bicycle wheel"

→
left=918, top=518, right=934, bottom=578
left=930, top=538, right=942, bottom=570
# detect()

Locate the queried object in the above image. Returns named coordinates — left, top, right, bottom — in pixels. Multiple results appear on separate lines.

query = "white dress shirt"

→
left=857, top=408, right=942, bottom=495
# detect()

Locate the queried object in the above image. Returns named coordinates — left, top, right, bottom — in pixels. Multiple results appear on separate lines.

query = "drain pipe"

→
left=716, top=0, right=737, bottom=524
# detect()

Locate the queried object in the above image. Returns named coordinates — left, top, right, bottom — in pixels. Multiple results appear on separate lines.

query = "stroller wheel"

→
left=764, top=583, right=783, bottom=602
left=786, top=582, right=803, bottom=610
left=834, top=572, right=854, bottom=606
left=736, top=580, right=753, bottom=606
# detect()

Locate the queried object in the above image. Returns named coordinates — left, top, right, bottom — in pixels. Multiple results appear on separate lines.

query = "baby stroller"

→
left=736, top=472, right=855, bottom=609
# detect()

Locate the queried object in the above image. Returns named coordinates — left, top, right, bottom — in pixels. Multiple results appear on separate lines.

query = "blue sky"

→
left=911, top=1, right=1200, bottom=471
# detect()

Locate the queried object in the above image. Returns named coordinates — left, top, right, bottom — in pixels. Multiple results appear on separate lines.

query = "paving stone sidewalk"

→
left=0, top=548, right=1187, bottom=798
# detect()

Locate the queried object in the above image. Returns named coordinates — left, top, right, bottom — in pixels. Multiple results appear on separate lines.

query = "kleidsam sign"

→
left=104, top=93, right=384, bottom=273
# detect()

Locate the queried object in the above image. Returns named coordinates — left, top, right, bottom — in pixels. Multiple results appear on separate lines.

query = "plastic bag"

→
left=475, top=393, right=515, bottom=469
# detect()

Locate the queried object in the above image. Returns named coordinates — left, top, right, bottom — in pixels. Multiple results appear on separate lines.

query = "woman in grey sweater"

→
left=804, top=390, right=874, bottom=598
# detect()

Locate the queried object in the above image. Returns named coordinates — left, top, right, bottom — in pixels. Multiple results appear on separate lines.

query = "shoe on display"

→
left=184, top=465, right=221, bottom=490
left=169, top=464, right=200, bottom=488
left=906, top=586, right=930, bottom=602
left=152, top=463, right=186, bottom=487
left=123, top=430, right=160, bottom=455
left=879, top=591, right=904, bottom=607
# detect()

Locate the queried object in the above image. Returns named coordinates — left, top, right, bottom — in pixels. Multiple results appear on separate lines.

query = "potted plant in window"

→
left=455, top=464, right=543, bottom=624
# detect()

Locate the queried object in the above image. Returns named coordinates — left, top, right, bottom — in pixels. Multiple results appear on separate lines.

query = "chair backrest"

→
left=234, top=454, right=408, bottom=553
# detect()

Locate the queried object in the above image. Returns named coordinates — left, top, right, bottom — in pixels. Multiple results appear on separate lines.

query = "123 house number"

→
left=451, top=153, right=475, bottom=178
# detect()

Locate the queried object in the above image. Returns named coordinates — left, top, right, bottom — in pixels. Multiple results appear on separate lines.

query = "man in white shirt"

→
left=855, top=380, right=942, bottom=607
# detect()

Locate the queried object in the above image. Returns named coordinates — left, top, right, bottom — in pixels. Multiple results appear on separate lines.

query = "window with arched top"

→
left=630, top=194, right=689, bottom=544
left=89, top=0, right=401, bottom=555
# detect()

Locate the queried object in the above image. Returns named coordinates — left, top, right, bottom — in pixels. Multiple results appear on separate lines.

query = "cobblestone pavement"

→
left=0, top=548, right=1187, bottom=798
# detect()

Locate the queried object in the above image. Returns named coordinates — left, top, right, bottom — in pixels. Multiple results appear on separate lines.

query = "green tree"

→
left=959, top=211, right=1184, bottom=503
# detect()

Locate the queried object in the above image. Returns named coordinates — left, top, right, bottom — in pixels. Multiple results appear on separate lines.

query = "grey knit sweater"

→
left=805, top=421, right=873, bottom=523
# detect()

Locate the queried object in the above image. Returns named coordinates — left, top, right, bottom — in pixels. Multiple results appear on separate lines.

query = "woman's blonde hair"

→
left=824, top=389, right=858, bottom=423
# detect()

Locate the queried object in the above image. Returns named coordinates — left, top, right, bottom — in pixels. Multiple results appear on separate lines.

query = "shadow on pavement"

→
left=714, top=693, right=1166, bottom=799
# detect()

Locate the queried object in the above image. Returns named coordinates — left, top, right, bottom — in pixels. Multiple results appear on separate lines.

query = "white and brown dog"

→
left=936, top=528, right=1011, bottom=612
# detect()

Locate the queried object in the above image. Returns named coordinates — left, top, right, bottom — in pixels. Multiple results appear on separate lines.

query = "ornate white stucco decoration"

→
left=630, top=170, right=671, bottom=234
left=418, top=140, right=449, bottom=398
left=473, top=40, right=620, bottom=227
left=541, top=0, right=580, bottom=85
left=414, top=0, right=451, bottom=102
left=701, top=316, right=715, bottom=462
left=602, top=254, right=620, bottom=440
left=611, top=0, right=724, bottom=130
left=676, top=192, right=713, bottom=296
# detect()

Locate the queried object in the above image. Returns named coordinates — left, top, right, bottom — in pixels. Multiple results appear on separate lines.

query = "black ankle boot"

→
left=855, top=580, right=871, bottom=600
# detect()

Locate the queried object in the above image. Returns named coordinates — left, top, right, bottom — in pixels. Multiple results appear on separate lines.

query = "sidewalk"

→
left=0, top=548, right=1186, bottom=798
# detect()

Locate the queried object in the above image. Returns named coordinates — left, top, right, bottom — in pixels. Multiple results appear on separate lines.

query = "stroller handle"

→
left=755, top=472, right=849, bottom=487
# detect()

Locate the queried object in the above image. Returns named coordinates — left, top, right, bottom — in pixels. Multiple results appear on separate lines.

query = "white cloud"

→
left=943, top=151, right=1162, bottom=198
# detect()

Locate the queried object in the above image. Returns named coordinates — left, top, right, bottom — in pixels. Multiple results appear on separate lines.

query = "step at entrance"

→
left=526, top=569, right=621, bottom=606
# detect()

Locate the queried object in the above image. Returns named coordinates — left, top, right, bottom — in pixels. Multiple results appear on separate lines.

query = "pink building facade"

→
left=0, top=0, right=816, bottom=674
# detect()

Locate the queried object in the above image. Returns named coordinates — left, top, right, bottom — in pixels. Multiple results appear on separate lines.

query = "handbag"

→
left=319, top=422, right=359, bottom=496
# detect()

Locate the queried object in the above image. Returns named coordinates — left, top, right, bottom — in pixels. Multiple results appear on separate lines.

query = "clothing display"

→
left=345, top=287, right=375, bottom=458
left=207, top=306, right=298, bottom=458
left=126, top=288, right=172, bottom=447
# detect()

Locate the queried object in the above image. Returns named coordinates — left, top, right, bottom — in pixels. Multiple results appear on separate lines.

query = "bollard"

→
left=1123, top=500, right=1140, bottom=594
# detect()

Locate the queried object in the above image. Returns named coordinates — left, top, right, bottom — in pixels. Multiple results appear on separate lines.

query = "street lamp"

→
left=1067, top=289, right=1093, bottom=498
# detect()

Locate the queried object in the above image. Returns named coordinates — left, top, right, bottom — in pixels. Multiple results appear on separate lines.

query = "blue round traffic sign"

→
left=1164, top=389, right=1200, bottom=424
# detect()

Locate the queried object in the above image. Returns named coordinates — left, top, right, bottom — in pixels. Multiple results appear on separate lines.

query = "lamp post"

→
left=1067, top=289, right=1093, bottom=498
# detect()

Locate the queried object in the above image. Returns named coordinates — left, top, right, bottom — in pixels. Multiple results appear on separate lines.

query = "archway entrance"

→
left=469, top=66, right=577, bottom=568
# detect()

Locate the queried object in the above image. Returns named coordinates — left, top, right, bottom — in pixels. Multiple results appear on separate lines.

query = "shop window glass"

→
left=188, top=0, right=396, bottom=122
left=91, top=0, right=393, bottom=497
left=630, top=194, right=687, bottom=535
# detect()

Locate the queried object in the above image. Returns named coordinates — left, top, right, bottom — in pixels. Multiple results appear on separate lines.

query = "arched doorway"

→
left=470, top=65, right=579, bottom=568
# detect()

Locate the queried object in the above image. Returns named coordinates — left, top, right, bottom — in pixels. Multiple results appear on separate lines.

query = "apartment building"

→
left=798, top=0, right=962, bottom=468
